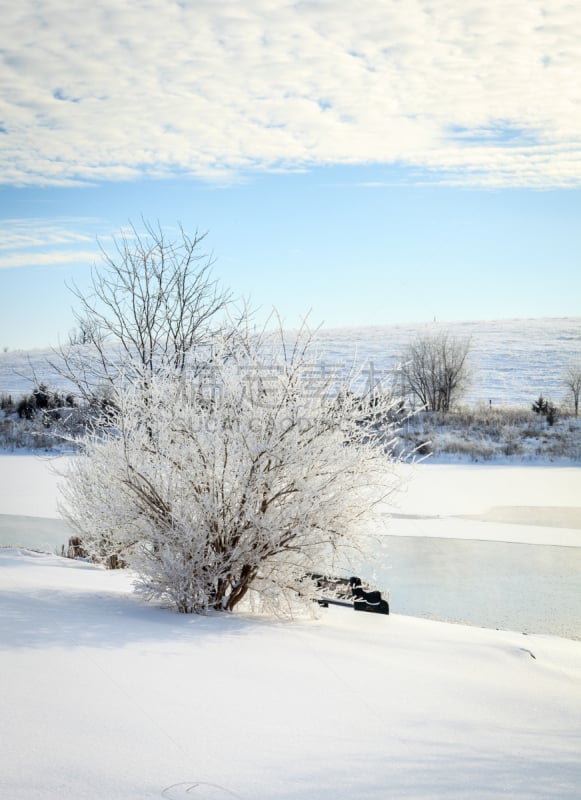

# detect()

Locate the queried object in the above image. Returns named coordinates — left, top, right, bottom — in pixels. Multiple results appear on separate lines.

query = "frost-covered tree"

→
left=53, top=220, right=234, bottom=402
left=60, top=327, right=406, bottom=615
left=399, top=332, right=471, bottom=412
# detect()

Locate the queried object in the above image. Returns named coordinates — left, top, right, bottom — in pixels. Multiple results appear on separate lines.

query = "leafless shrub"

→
left=562, top=361, right=581, bottom=417
left=399, top=332, right=471, bottom=412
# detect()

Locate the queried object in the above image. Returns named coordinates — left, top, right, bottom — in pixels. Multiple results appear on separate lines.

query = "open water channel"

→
left=364, top=535, right=581, bottom=641
left=2, top=514, right=580, bottom=641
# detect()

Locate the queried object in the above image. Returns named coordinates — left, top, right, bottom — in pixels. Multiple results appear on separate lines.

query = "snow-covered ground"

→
left=1, top=316, right=580, bottom=406
left=384, top=462, right=581, bottom=547
left=315, top=316, right=581, bottom=406
left=1, top=454, right=581, bottom=799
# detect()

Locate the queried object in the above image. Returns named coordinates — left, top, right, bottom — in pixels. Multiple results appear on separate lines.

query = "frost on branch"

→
left=60, top=326, right=408, bottom=615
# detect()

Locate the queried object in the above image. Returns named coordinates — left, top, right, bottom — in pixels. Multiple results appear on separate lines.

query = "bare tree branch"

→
left=52, top=219, right=234, bottom=403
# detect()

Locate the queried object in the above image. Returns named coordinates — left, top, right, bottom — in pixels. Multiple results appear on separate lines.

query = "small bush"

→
left=532, top=394, right=558, bottom=425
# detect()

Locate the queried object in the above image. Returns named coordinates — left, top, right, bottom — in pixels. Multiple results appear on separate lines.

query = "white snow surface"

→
left=1, top=316, right=580, bottom=406
left=0, top=453, right=68, bottom=518
left=1, top=456, right=581, bottom=798
left=383, top=462, right=581, bottom=547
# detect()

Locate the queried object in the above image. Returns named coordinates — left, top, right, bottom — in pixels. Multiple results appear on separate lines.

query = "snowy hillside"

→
left=313, top=316, right=581, bottom=406
left=1, top=316, right=579, bottom=407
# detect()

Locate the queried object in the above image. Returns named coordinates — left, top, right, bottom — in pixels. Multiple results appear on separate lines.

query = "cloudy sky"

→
left=1, top=0, right=580, bottom=349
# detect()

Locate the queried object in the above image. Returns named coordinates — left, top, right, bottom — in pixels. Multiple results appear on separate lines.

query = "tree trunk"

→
left=224, top=564, right=256, bottom=610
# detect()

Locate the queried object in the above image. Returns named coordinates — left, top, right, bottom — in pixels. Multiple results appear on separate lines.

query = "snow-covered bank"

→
left=0, top=453, right=68, bottom=518
left=1, top=548, right=580, bottom=800
left=392, top=463, right=581, bottom=518
left=1, top=454, right=580, bottom=546
left=384, top=462, right=581, bottom=547
left=1, top=456, right=581, bottom=797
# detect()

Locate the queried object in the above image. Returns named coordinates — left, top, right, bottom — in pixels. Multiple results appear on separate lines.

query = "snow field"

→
left=1, top=317, right=580, bottom=407
left=0, top=455, right=580, bottom=798
left=1, top=548, right=580, bottom=800
left=382, top=462, right=581, bottom=546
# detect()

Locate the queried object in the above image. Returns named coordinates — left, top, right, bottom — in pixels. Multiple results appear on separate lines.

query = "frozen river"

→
left=365, top=535, right=581, bottom=641
left=2, top=512, right=580, bottom=640
left=0, top=514, right=73, bottom=554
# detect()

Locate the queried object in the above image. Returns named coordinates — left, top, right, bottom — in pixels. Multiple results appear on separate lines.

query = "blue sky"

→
left=1, top=0, right=580, bottom=350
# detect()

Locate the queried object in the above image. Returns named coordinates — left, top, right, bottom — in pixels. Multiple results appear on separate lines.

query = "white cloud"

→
left=0, top=249, right=97, bottom=269
left=0, top=219, right=96, bottom=251
left=1, top=0, right=580, bottom=187
left=0, top=218, right=101, bottom=269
